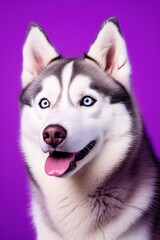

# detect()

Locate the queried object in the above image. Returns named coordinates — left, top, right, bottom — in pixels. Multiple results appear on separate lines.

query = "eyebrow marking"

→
left=84, top=53, right=100, bottom=66
left=47, top=55, right=62, bottom=65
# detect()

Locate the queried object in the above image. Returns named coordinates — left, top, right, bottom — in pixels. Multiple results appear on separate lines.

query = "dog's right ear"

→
left=21, top=23, right=59, bottom=88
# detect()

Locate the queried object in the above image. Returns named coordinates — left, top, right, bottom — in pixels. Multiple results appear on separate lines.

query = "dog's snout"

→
left=43, top=125, right=67, bottom=148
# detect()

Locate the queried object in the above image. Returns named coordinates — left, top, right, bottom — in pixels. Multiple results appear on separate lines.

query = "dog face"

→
left=20, top=18, right=134, bottom=177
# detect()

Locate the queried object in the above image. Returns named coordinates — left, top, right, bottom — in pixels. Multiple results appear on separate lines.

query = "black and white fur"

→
left=20, top=18, right=160, bottom=240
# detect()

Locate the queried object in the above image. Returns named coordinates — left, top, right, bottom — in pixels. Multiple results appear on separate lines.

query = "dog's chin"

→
left=44, top=140, right=96, bottom=177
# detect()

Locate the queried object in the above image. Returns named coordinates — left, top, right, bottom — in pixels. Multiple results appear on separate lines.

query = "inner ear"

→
left=105, top=45, right=115, bottom=72
left=32, top=47, right=44, bottom=75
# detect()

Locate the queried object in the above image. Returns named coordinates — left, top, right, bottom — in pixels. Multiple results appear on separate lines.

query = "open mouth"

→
left=45, top=140, right=96, bottom=177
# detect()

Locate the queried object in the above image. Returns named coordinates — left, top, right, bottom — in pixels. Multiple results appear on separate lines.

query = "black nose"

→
left=43, top=125, right=67, bottom=148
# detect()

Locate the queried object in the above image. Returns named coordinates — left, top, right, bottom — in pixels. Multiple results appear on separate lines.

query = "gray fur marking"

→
left=19, top=59, right=72, bottom=107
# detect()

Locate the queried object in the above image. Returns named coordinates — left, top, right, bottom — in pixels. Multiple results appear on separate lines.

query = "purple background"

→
left=0, top=1, right=160, bottom=239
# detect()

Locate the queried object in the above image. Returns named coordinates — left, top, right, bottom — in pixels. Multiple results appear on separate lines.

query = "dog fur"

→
left=20, top=17, right=160, bottom=239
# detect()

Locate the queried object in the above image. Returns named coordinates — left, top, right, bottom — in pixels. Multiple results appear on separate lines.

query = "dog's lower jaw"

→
left=25, top=133, right=155, bottom=240
left=44, top=140, right=97, bottom=177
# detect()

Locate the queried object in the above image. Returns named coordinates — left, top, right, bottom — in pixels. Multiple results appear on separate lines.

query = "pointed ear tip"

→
left=105, top=17, right=122, bottom=35
left=107, top=17, right=118, bottom=24
left=27, top=22, right=43, bottom=35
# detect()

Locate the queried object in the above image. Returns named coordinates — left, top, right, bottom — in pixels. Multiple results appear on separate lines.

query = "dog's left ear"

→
left=87, top=17, right=131, bottom=90
left=22, top=23, right=59, bottom=88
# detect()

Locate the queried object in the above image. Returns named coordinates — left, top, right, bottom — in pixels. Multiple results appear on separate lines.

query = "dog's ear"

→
left=87, top=17, right=131, bottom=90
left=22, top=23, right=58, bottom=88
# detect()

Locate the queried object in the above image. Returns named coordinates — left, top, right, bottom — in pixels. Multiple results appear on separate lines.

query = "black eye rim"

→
left=39, top=98, right=50, bottom=109
left=80, top=96, right=97, bottom=107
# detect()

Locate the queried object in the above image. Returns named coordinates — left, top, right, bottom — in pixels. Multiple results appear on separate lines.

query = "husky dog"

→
left=20, top=17, right=160, bottom=240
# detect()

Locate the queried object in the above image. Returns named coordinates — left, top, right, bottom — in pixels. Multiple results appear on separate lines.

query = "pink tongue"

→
left=45, top=153, right=75, bottom=177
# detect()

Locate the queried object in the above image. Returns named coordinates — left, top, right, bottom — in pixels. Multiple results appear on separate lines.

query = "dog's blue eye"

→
left=80, top=96, right=96, bottom=107
left=39, top=98, right=50, bottom=109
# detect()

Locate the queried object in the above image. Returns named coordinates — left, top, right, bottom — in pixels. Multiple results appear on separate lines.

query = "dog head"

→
left=20, top=18, right=135, bottom=178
